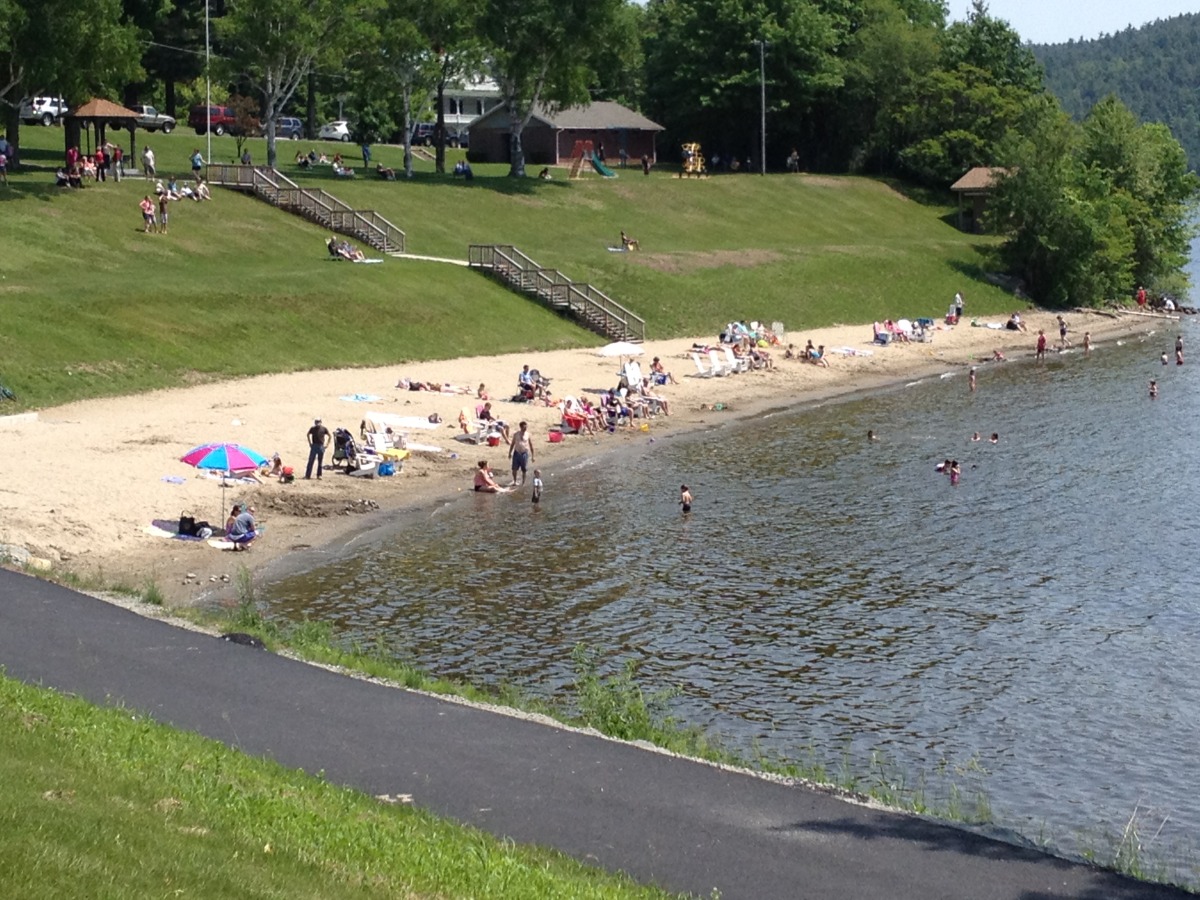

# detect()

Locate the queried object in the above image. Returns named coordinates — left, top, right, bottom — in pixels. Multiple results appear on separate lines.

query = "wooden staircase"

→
left=205, top=164, right=406, bottom=254
left=468, top=244, right=645, bottom=342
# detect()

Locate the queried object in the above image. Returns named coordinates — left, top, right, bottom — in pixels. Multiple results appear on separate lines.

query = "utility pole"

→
left=205, top=0, right=211, bottom=168
left=752, top=39, right=767, bottom=175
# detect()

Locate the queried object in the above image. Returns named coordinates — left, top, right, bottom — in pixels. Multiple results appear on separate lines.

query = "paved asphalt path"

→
left=0, top=568, right=1189, bottom=900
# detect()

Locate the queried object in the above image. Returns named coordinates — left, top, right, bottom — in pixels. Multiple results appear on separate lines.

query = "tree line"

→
left=1, top=0, right=1194, bottom=305
left=1034, top=13, right=1200, bottom=171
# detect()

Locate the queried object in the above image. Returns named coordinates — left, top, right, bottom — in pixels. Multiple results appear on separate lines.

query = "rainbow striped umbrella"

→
left=180, top=443, right=267, bottom=524
left=180, top=442, right=267, bottom=473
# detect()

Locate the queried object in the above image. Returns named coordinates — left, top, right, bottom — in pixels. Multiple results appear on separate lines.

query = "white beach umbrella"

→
left=596, top=341, right=645, bottom=358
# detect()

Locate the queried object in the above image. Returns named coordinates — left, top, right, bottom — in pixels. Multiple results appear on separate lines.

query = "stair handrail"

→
left=468, top=243, right=646, bottom=341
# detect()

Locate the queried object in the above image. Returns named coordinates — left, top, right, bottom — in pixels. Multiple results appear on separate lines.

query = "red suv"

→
left=188, top=105, right=239, bottom=136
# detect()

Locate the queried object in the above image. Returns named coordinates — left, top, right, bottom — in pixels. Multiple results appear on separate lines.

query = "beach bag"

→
left=178, top=514, right=197, bottom=537
left=377, top=461, right=395, bottom=476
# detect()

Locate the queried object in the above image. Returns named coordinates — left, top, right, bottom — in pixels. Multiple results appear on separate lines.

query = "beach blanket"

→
left=606, top=246, right=629, bottom=253
left=143, top=523, right=204, bottom=541
left=160, top=475, right=187, bottom=484
left=352, top=258, right=384, bottom=264
left=830, top=347, right=875, bottom=357
left=207, top=538, right=238, bottom=550
left=339, top=393, right=382, bottom=403
left=403, top=441, right=443, bottom=454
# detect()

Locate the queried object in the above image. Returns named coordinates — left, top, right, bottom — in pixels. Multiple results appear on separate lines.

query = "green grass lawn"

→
left=2, top=124, right=1010, bottom=410
left=0, top=674, right=680, bottom=899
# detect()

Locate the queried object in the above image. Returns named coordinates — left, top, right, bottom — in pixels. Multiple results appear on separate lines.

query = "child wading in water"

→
left=531, top=469, right=543, bottom=505
left=1150, top=379, right=1159, bottom=399
left=679, top=484, right=693, bottom=513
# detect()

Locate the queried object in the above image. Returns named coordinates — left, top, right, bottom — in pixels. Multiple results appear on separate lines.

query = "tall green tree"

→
left=481, top=0, right=626, bottom=177
left=0, top=0, right=142, bottom=147
left=991, top=95, right=1197, bottom=307
left=416, top=0, right=485, bottom=173
left=1079, top=95, right=1198, bottom=290
left=643, top=0, right=842, bottom=167
left=218, top=0, right=378, bottom=167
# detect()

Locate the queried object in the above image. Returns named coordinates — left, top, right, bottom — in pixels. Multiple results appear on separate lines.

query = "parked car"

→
left=20, top=96, right=69, bottom=126
left=111, top=105, right=175, bottom=133
left=411, top=123, right=465, bottom=148
left=318, top=120, right=352, bottom=142
left=275, top=116, right=303, bottom=140
left=188, top=104, right=240, bottom=136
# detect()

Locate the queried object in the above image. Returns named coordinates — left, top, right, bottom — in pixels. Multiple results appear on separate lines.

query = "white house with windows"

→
left=431, top=74, right=501, bottom=140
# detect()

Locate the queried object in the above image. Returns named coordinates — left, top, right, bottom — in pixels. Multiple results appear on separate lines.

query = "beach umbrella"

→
left=596, top=341, right=644, bottom=358
left=180, top=442, right=267, bottom=524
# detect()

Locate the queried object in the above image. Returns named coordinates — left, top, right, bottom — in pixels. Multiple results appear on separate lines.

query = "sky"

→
left=948, top=0, right=1198, bottom=45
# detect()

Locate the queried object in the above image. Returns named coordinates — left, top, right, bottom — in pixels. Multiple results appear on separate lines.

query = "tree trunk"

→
left=508, top=126, right=525, bottom=178
left=5, top=107, right=19, bottom=167
left=165, top=80, right=177, bottom=118
left=403, top=87, right=413, bottom=179
left=307, top=71, right=317, bottom=140
left=435, top=80, right=446, bottom=175
left=266, top=115, right=277, bottom=168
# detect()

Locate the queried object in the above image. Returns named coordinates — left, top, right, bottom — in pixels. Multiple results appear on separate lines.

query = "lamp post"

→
left=205, top=0, right=211, bottom=169
left=752, top=39, right=767, bottom=175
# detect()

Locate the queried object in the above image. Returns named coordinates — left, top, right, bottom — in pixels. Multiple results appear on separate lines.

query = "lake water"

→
left=266, top=256, right=1200, bottom=873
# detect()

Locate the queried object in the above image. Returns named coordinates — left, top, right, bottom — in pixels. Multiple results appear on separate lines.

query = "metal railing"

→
left=468, top=244, right=645, bottom=341
left=205, top=164, right=406, bottom=254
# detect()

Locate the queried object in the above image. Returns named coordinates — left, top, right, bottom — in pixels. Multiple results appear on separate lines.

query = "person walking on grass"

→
left=190, top=148, right=205, bottom=182
left=139, top=195, right=156, bottom=232
left=157, top=192, right=170, bottom=234
left=508, top=420, right=534, bottom=486
left=305, top=418, right=330, bottom=479
left=142, top=145, right=155, bottom=180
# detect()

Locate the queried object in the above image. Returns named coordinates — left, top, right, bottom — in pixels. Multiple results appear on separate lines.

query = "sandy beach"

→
left=0, top=309, right=1168, bottom=605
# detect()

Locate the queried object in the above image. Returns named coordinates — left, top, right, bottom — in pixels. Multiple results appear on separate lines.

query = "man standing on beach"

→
left=954, top=291, right=964, bottom=322
left=305, top=418, right=330, bottom=479
left=508, top=420, right=534, bottom=486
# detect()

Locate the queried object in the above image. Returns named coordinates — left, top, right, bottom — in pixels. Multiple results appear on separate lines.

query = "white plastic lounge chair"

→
left=723, top=347, right=750, bottom=373
left=690, top=352, right=714, bottom=377
left=707, top=349, right=730, bottom=376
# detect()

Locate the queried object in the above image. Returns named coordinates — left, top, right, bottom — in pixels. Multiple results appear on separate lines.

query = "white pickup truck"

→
left=111, top=105, right=176, bottom=134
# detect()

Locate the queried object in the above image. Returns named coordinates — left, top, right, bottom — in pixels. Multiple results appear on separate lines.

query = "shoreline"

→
left=0, top=309, right=1173, bottom=606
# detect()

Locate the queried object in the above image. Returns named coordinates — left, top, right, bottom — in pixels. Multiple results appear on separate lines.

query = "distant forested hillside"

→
left=1034, top=13, right=1200, bottom=168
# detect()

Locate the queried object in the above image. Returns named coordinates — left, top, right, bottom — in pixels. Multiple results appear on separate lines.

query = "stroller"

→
left=331, top=428, right=354, bottom=468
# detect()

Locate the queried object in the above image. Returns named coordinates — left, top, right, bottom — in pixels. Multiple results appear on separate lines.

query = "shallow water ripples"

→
left=269, top=333, right=1200, bottom=871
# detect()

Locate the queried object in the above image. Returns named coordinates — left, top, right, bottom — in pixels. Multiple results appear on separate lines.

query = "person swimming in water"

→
left=949, top=460, right=961, bottom=486
left=971, top=432, right=981, bottom=442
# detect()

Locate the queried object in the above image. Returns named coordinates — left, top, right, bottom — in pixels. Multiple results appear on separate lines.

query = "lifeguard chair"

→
left=680, top=142, right=706, bottom=178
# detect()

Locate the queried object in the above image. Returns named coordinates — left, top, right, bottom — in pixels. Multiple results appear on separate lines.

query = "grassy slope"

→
left=1, top=126, right=1010, bottom=408
left=0, top=674, right=677, bottom=899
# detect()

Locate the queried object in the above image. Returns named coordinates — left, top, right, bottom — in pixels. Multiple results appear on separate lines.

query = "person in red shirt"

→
left=1036, top=329, right=1047, bottom=360
left=94, top=147, right=107, bottom=182
left=112, top=145, right=123, bottom=181
left=1137, top=285, right=1147, bottom=309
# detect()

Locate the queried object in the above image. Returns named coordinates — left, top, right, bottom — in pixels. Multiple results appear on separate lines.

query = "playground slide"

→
left=590, top=153, right=618, bottom=178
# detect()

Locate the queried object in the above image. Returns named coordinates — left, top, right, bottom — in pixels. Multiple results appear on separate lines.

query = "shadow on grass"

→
left=0, top=181, right=71, bottom=202
left=781, top=815, right=1191, bottom=899
left=284, top=165, right=572, bottom=197
left=877, top=176, right=956, bottom=208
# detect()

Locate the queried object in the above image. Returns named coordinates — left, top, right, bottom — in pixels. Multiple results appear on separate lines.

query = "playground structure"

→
left=568, top=140, right=618, bottom=179
left=679, top=143, right=706, bottom=178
